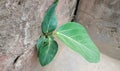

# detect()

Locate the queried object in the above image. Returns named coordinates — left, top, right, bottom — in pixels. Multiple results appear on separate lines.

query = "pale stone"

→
left=76, top=0, right=120, bottom=60
left=0, top=0, right=77, bottom=71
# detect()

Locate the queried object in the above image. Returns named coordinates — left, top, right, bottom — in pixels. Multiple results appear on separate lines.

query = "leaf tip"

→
left=40, top=63, right=47, bottom=67
left=54, top=0, right=59, bottom=3
left=88, top=54, right=100, bottom=63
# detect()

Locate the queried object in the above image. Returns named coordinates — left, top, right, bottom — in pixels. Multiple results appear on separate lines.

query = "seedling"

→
left=36, top=0, right=100, bottom=66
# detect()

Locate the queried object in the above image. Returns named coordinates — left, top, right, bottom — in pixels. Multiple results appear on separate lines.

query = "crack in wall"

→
left=13, top=55, right=21, bottom=65
left=71, top=0, right=80, bottom=21
left=13, top=53, right=24, bottom=68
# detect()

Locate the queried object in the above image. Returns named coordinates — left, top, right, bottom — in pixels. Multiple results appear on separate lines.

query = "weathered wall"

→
left=76, top=0, right=120, bottom=60
left=0, top=0, right=77, bottom=71
left=35, top=0, right=120, bottom=71
left=0, top=0, right=120, bottom=71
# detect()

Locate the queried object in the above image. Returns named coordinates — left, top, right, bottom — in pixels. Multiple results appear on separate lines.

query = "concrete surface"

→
left=0, top=0, right=77, bottom=71
left=34, top=39, right=120, bottom=71
left=0, top=0, right=120, bottom=71
left=76, top=0, right=120, bottom=60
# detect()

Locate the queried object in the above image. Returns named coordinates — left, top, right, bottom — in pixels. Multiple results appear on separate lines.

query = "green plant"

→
left=36, top=0, right=100, bottom=66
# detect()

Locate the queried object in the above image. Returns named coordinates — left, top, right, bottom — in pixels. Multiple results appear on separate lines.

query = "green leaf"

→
left=36, top=36, right=45, bottom=56
left=56, top=22, right=100, bottom=63
left=36, top=36, right=44, bottom=50
left=41, top=1, right=58, bottom=33
left=39, top=37, right=58, bottom=66
left=54, top=0, right=59, bottom=3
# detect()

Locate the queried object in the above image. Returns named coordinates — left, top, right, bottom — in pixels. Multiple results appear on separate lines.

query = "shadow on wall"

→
left=75, top=0, right=120, bottom=60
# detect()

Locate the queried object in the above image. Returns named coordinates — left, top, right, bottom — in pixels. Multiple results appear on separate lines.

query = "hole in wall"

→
left=18, top=1, right=21, bottom=5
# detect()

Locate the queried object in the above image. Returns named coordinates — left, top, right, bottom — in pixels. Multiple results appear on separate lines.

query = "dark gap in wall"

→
left=13, top=55, right=21, bottom=64
left=18, top=0, right=24, bottom=5
left=118, top=46, right=120, bottom=49
left=18, top=1, right=21, bottom=5
left=71, top=0, right=80, bottom=21
left=13, top=53, right=23, bottom=65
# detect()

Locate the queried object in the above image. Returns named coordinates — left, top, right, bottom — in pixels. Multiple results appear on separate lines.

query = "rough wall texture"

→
left=35, top=38, right=120, bottom=71
left=76, top=0, right=120, bottom=60
left=34, top=0, right=120, bottom=71
left=0, top=0, right=77, bottom=71
left=0, top=0, right=120, bottom=71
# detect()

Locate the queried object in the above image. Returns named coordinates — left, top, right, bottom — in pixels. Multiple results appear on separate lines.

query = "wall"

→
left=36, top=0, right=120, bottom=71
left=0, top=0, right=77, bottom=71
left=38, top=0, right=120, bottom=71
left=0, top=0, right=120, bottom=71
left=76, top=0, right=120, bottom=60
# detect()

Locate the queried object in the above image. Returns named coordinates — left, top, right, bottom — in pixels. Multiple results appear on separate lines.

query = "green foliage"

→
left=36, top=36, right=45, bottom=56
left=36, top=0, right=100, bottom=66
left=38, top=37, right=58, bottom=66
left=36, top=0, right=59, bottom=66
left=56, top=22, right=100, bottom=62
left=41, top=0, right=58, bottom=33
